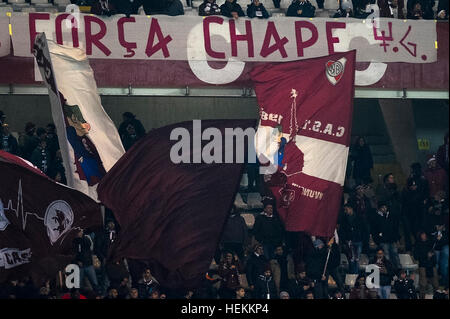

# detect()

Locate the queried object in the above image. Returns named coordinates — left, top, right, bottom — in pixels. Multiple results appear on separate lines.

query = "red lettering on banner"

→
left=84, top=15, right=111, bottom=56
left=229, top=19, right=254, bottom=58
left=325, top=22, right=346, bottom=54
left=118, top=17, right=137, bottom=58
left=145, top=18, right=172, bottom=58
left=295, top=21, right=318, bottom=57
left=203, top=16, right=225, bottom=59
left=55, top=14, right=79, bottom=48
left=29, top=13, right=50, bottom=53
left=260, top=21, right=288, bottom=58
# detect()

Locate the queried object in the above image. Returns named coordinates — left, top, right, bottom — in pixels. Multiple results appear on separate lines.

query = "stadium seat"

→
left=340, top=253, right=349, bottom=270
left=399, top=254, right=419, bottom=274
left=240, top=173, right=249, bottom=189
left=359, top=253, right=369, bottom=271
left=241, top=213, right=255, bottom=229
left=234, top=192, right=249, bottom=210
left=31, top=0, right=50, bottom=4
left=344, top=274, right=358, bottom=289
left=8, top=0, right=26, bottom=4
left=324, top=0, right=338, bottom=10
left=54, top=0, right=71, bottom=4
left=246, top=192, right=263, bottom=210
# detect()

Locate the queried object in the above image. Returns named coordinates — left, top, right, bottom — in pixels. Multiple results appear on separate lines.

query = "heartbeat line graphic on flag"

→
left=0, top=180, right=44, bottom=231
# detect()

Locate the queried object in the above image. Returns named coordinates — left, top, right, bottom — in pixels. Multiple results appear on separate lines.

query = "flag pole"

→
left=322, top=236, right=335, bottom=278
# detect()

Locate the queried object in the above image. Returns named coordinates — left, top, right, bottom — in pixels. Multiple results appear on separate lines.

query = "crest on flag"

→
left=326, top=58, right=347, bottom=85
left=44, top=200, right=74, bottom=245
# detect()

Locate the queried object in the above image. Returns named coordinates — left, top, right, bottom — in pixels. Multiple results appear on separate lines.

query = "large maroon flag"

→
left=0, top=151, right=102, bottom=285
left=251, top=51, right=356, bottom=237
left=97, top=119, right=255, bottom=290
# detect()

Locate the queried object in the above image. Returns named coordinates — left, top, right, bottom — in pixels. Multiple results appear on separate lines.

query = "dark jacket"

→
left=245, top=253, right=268, bottom=287
left=376, top=183, right=402, bottom=217
left=370, top=256, right=395, bottom=286
left=220, top=214, right=248, bottom=244
left=118, top=118, right=146, bottom=140
left=339, top=213, right=369, bottom=244
left=21, top=134, right=39, bottom=160
left=437, top=0, right=449, bottom=19
left=246, top=2, right=269, bottom=19
left=164, top=0, right=184, bottom=16
left=72, top=235, right=94, bottom=267
left=30, top=144, right=51, bottom=174
left=254, top=274, right=277, bottom=299
left=372, top=210, right=400, bottom=244
left=288, top=276, right=313, bottom=299
left=286, top=0, right=316, bottom=17
left=253, top=214, right=284, bottom=246
left=413, top=239, right=437, bottom=269
left=220, top=0, right=245, bottom=18
left=0, top=134, right=18, bottom=155
left=199, top=0, right=222, bottom=16
left=436, top=134, right=449, bottom=174
left=394, top=277, right=417, bottom=299
left=218, top=260, right=243, bottom=290
left=351, top=143, right=373, bottom=182
left=305, top=247, right=328, bottom=280
left=407, top=0, right=435, bottom=19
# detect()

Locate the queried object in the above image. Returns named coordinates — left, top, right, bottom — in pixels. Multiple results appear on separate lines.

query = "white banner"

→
left=33, top=33, right=125, bottom=201
left=10, top=13, right=437, bottom=63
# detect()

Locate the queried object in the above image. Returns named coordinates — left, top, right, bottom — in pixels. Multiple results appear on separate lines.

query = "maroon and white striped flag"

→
left=251, top=51, right=356, bottom=237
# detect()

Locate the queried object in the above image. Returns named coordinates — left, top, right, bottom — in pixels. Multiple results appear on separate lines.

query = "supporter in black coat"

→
left=220, top=0, right=245, bottom=18
left=437, top=0, right=449, bottom=21
left=118, top=112, right=146, bottom=140
left=0, top=124, right=18, bottom=155
left=252, top=203, right=285, bottom=260
left=287, top=264, right=314, bottom=299
left=245, top=244, right=268, bottom=291
left=394, top=270, right=417, bottom=299
left=247, top=0, right=270, bottom=19
left=220, top=207, right=249, bottom=260
left=407, top=0, right=435, bottom=19
left=253, top=268, right=278, bottom=299
left=199, top=0, right=222, bottom=16
left=305, top=239, right=335, bottom=299
left=351, top=136, right=373, bottom=185
left=286, top=0, right=316, bottom=17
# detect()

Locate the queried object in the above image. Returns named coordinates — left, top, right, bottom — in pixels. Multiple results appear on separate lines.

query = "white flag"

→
left=33, top=33, right=125, bottom=201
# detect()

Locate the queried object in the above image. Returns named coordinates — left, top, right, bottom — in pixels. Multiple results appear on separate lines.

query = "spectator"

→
left=137, top=268, right=160, bottom=299
left=339, top=202, right=369, bottom=274
left=436, top=132, right=449, bottom=177
left=0, top=110, right=5, bottom=126
left=286, top=0, right=316, bottom=17
left=164, top=0, right=185, bottom=16
left=305, top=239, right=331, bottom=299
left=407, top=0, right=434, bottom=19
left=220, top=0, right=245, bottom=19
left=269, top=245, right=295, bottom=295
left=45, top=123, right=59, bottom=161
left=30, top=128, right=51, bottom=175
left=252, top=203, right=285, bottom=260
left=121, top=122, right=142, bottom=151
left=423, top=198, right=449, bottom=286
left=413, top=231, right=439, bottom=298
left=199, top=0, right=222, bottom=16
left=116, top=277, right=131, bottom=299
left=370, top=248, right=395, bottom=299
left=118, top=112, right=146, bottom=141
left=220, top=206, right=249, bottom=260
left=401, top=178, right=425, bottom=253
left=437, top=0, right=449, bottom=20
left=0, top=124, right=18, bottom=155
left=394, top=270, right=417, bottom=299
left=253, top=267, right=278, bottom=299
left=279, top=290, right=290, bottom=299
left=127, top=287, right=140, bottom=299
left=245, top=244, right=268, bottom=292
left=21, top=122, right=39, bottom=161
left=106, top=287, right=119, bottom=299
left=304, top=289, right=314, bottom=299
left=287, top=263, right=314, bottom=299
left=234, top=286, right=248, bottom=299
left=142, top=0, right=169, bottom=14
left=351, top=136, right=374, bottom=185
left=371, top=201, right=401, bottom=271
left=246, top=0, right=270, bottom=19
left=376, top=172, right=402, bottom=219
left=112, top=0, right=142, bottom=16
left=333, top=0, right=354, bottom=17
left=378, top=0, right=404, bottom=18
left=48, top=150, right=67, bottom=185
left=217, top=251, right=243, bottom=299
left=349, top=275, right=372, bottom=299
left=72, top=229, right=100, bottom=293
left=424, top=156, right=448, bottom=199
left=352, top=185, right=374, bottom=245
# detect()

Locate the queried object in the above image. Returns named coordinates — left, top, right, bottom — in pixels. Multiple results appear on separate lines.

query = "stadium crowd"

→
left=25, top=0, right=447, bottom=20
left=0, top=109, right=448, bottom=299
